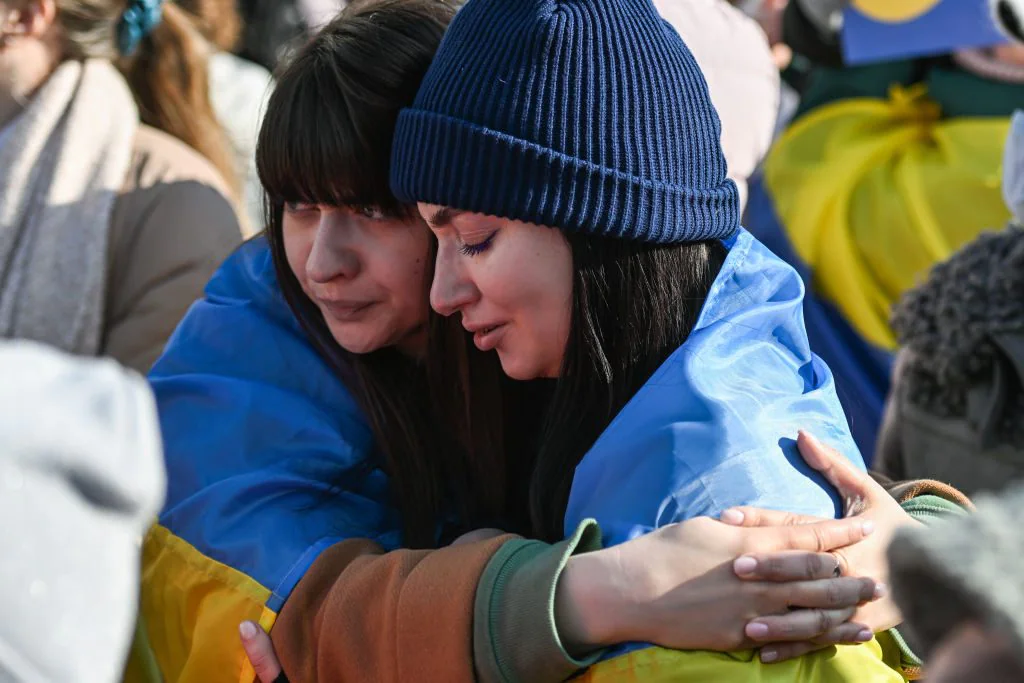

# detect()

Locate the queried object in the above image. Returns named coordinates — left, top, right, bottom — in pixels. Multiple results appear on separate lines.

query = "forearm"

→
left=272, top=535, right=512, bottom=683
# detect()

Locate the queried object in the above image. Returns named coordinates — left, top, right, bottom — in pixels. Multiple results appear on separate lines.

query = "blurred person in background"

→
left=744, top=0, right=1024, bottom=460
left=0, top=0, right=243, bottom=372
left=656, top=0, right=779, bottom=212
left=177, top=0, right=274, bottom=233
left=295, top=0, right=343, bottom=32
left=234, top=0, right=306, bottom=72
left=0, top=341, right=164, bottom=683
left=875, top=110, right=1024, bottom=495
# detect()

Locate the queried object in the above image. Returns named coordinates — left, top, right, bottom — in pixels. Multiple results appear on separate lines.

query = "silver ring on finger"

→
left=829, top=552, right=842, bottom=577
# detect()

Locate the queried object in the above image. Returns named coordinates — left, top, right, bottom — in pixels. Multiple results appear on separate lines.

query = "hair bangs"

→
left=256, top=47, right=403, bottom=215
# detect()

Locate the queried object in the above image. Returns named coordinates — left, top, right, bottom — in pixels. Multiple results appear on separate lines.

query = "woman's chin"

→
left=496, top=351, right=559, bottom=381
left=327, top=327, right=386, bottom=355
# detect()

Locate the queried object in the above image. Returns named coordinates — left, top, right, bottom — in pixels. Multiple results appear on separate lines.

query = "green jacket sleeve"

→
left=473, top=520, right=604, bottom=683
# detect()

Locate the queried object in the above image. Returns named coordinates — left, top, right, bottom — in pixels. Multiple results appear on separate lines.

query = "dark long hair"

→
left=529, top=235, right=729, bottom=541
left=256, top=0, right=531, bottom=548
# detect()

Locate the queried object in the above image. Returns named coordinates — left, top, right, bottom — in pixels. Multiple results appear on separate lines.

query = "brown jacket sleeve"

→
left=271, top=535, right=514, bottom=683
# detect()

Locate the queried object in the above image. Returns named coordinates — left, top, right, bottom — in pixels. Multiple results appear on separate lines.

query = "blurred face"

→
left=283, top=203, right=430, bottom=356
left=421, top=203, right=572, bottom=380
left=0, top=0, right=60, bottom=121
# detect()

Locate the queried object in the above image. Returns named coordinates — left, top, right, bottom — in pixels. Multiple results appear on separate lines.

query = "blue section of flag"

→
left=151, top=238, right=404, bottom=606
left=566, top=228, right=866, bottom=548
left=744, top=175, right=891, bottom=463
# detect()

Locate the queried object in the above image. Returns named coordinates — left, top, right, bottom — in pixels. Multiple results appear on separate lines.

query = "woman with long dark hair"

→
left=138, top=2, right=954, bottom=682
left=391, top=0, right=924, bottom=679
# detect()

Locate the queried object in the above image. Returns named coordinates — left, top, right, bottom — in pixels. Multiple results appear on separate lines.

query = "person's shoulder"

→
left=112, top=126, right=242, bottom=252
left=127, top=125, right=234, bottom=199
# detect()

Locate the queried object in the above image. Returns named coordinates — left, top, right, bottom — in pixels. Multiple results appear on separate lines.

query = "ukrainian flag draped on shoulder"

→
left=745, top=74, right=1012, bottom=458
left=566, top=230, right=908, bottom=681
left=136, top=238, right=402, bottom=683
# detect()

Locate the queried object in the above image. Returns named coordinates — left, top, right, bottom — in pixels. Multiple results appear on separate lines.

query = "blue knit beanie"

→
left=390, top=0, right=739, bottom=244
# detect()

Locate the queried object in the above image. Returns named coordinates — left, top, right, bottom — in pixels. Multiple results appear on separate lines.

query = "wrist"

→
left=555, top=550, right=622, bottom=655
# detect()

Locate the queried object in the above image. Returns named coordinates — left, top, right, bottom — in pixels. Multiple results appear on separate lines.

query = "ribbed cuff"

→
left=473, top=520, right=604, bottom=683
left=902, top=493, right=971, bottom=525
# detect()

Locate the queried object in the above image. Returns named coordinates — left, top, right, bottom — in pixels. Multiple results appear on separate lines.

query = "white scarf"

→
left=0, top=59, right=137, bottom=356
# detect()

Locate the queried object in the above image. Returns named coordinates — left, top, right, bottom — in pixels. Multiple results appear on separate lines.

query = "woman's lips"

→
left=320, top=300, right=376, bottom=321
left=470, top=323, right=507, bottom=351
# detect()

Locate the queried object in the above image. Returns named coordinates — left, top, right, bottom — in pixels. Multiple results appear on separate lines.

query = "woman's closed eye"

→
left=458, top=230, right=497, bottom=256
left=284, top=201, right=318, bottom=214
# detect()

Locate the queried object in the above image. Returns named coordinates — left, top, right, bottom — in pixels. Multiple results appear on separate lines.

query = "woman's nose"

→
left=306, top=212, right=361, bottom=283
left=430, top=243, right=477, bottom=316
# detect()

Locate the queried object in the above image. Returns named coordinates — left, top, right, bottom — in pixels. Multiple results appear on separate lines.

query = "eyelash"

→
left=357, top=205, right=386, bottom=220
left=458, top=231, right=496, bottom=256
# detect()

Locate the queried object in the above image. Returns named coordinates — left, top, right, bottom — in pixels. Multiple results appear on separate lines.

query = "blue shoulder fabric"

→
left=744, top=174, right=892, bottom=460
left=565, top=229, right=864, bottom=546
left=150, top=237, right=402, bottom=610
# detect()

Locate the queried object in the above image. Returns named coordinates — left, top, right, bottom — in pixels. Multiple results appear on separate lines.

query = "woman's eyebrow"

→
left=427, top=207, right=465, bottom=228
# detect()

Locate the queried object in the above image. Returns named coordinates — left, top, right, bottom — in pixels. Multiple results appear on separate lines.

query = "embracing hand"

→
left=720, top=431, right=923, bottom=660
left=555, top=508, right=881, bottom=658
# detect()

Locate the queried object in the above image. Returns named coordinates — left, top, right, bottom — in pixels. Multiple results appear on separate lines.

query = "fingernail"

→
left=874, top=583, right=888, bottom=599
left=720, top=509, right=745, bottom=524
left=733, top=556, right=758, bottom=575
left=761, top=648, right=778, bottom=663
left=861, top=520, right=875, bottom=536
left=239, top=620, right=258, bottom=640
left=800, top=431, right=821, bottom=446
left=746, top=622, right=770, bottom=639
left=857, top=629, right=873, bottom=642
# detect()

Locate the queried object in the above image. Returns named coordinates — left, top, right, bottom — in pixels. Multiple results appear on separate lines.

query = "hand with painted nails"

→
left=556, top=511, right=882, bottom=656
left=240, top=620, right=287, bottom=683
left=721, top=431, right=922, bottom=662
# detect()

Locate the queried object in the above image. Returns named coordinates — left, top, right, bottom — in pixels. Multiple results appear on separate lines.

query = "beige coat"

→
left=102, top=125, right=243, bottom=373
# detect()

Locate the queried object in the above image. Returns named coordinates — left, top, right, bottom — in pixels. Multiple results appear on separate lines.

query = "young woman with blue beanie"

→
left=391, top=0, right=920, bottom=679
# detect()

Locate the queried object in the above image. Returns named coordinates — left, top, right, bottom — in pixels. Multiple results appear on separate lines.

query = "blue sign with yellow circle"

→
left=843, top=0, right=1006, bottom=64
